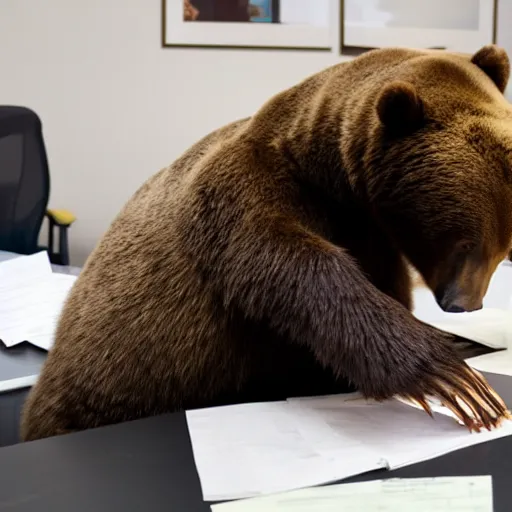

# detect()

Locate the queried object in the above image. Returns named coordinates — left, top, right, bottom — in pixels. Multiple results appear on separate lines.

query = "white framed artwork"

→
left=163, top=0, right=333, bottom=51
left=342, top=0, right=497, bottom=53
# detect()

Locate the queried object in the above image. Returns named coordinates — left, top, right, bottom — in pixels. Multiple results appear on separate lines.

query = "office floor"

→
left=0, top=388, right=30, bottom=447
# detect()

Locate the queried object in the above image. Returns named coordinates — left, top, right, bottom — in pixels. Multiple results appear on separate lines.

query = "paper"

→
left=0, top=252, right=77, bottom=351
left=466, top=350, right=512, bottom=377
left=186, top=401, right=384, bottom=502
left=0, top=250, right=52, bottom=284
left=287, top=393, right=512, bottom=471
left=421, top=308, right=512, bottom=350
left=210, top=476, right=493, bottom=512
left=187, top=392, right=512, bottom=501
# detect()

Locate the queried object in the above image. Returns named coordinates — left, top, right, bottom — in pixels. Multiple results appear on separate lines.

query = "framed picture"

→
left=342, top=0, right=497, bottom=53
left=162, top=0, right=333, bottom=51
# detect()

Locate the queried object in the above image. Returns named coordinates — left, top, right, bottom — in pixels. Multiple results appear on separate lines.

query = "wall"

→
left=0, top=1, right=511, bottom=264
left=497, top=0, right=512, bottom=98
left=0, top=0, right=343, bottom=264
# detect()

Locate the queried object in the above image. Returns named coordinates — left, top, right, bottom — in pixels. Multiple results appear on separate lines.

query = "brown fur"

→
left=21, top=45, right=512, bottom=441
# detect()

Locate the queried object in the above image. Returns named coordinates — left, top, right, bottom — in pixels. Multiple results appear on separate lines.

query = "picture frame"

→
left=341, top=0, right=497, bottom=54
left=162, top=0, right=333, bottom=51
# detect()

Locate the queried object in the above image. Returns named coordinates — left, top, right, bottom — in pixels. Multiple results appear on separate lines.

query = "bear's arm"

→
left=218, top=210, right=512, bottom=431
left=217, top=210, right=444, bottom=400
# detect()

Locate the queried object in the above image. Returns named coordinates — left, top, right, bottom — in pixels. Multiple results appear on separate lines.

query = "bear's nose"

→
left=435, top=284, right=460, bottom=312
left=440, top=300, right=483, bottom=314
left=445, top=304, right=466, bottom=313
left=435, top=282, right=483, bottom=313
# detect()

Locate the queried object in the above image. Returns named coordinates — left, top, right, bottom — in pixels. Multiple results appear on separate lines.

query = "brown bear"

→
left=21, top=44, right=512, bottom=442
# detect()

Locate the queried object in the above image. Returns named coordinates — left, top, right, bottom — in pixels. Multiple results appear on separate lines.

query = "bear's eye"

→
left=460, top=241, right=476, bottom=254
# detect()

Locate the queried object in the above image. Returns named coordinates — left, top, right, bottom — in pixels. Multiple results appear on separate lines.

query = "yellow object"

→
left=46, top=209, right=76, bottom=226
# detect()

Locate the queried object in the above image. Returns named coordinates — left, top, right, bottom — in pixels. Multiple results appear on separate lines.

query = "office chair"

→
left=0, top=106, right=75, bottom=266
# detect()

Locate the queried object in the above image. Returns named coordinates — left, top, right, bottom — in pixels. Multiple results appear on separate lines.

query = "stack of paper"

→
left=0, top=252, right=77, bottom=351
left=211, top=476, right=493, bottom=512
left=187, top=393, right=512, bottom=501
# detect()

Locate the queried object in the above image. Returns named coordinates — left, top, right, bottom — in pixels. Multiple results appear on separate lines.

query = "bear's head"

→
left=368, top=45, right=512, bottom=313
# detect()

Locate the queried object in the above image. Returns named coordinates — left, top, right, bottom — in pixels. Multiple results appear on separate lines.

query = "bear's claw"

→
left=401, top=366, right=511, bottom=432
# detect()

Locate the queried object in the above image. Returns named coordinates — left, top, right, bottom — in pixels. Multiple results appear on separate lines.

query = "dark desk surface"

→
left=0, top=372, right=510, bottom=512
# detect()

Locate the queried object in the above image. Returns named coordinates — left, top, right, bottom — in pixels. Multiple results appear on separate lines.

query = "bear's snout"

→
left=434, top=282, right=483, bottom=313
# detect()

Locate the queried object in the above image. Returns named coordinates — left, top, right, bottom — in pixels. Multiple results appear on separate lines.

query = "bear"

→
left=21, top=44, right=512, bottom=442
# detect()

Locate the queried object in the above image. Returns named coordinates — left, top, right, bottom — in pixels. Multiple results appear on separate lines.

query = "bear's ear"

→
left=471, top=44, right=510, bottom=93
left=376, top=81, right=424, bottom=135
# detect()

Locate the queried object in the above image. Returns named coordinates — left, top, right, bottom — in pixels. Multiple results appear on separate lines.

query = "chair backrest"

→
left=0, top=106, right=50, bottom=255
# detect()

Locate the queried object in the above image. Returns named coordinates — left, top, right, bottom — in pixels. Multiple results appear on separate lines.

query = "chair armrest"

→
left=45, top=209, right=76, bottom=266
left=46, top=209, right=76, bottom=227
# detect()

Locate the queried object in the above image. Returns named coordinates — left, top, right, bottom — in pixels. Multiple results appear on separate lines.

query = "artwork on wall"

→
left=342, top=0, right=497, bottom=53
left=163, top=0, right=332, bottom=50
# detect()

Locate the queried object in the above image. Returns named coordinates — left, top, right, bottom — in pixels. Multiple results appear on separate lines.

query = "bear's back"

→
left=41, top=117, right=255, bottom=417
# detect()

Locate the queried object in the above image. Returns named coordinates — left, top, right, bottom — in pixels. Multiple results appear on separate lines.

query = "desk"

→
left=0, top=251, right=80, bottom=446
left=0, top=372, right=510, bottom=512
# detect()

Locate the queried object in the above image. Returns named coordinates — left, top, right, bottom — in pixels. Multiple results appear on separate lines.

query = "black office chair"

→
left=0, top=106, right=75, bottom=266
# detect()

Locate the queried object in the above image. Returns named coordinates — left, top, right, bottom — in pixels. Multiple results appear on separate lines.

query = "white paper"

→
left=466, top=350, right=512, bottom=377
left=211, top=475, right=493, bottom=512
left=420, top=308, right=512, bottom=350
left=0, top=252, right=76, bottom=350
left=287, top=393, right=512, bottom=471
left=0, top=251, right=52, bottom=285
left=186, top=401, right=384, bottom=502
left=187, top=391, right=512, bottom=501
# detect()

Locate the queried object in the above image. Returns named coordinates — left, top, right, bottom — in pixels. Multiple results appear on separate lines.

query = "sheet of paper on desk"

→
left=0, top=252, right=76, bottom=351
left=466, top=350, right=512, bottom=377
left=187, top=392, right=512, bottom=501
left=287, top=393, right=512, bottom=471
left=210, top=475, right=493, bottom=512
left=186, top=401, right=386, bottom=502
left=0, top=250, right=53, bottom=284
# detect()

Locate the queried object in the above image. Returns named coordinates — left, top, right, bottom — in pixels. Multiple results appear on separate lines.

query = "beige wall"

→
left=0, top=0, right=343, bottom=265
left=0, top=1, right=510, bottom=265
